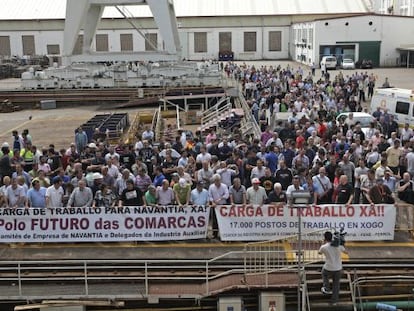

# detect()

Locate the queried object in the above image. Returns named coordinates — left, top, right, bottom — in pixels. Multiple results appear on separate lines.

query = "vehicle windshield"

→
left=354, top=117, right=375, bottom=127
left=343, top=59, right=353, bottom=63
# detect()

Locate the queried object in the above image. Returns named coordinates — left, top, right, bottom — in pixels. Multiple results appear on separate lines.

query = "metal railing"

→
left=243, top=229, right=325, bottom=278
left=200, top=96, right=231, bottom=128
left=352, top=275, right=414, bottom=311
left=0, top=231, right=322, bottom=301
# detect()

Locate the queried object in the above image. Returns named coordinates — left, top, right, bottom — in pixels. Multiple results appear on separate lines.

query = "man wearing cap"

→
left=46, top=176, right=64, bottom=208
left=90, top=172, right=104, bottom=197
left=191, top=181, right=210, bottom=206
left=67, top=179, right=93, bottom=207
left=173, top=178, right=191, bottom=206
left=246, top=178, right=267, bottom=206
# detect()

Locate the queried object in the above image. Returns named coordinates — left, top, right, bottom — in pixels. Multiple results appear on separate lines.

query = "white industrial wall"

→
left=292, top=15, right=414, bottom=67
left=186, top=27, right=290, bottom=61
left=1, top=15, right=412, bottom=64
left=0, top=30, right=63, bottom=56
left=0, top=26, right=290, bottom=61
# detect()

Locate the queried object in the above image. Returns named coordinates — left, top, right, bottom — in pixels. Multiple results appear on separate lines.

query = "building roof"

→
left=0, top=0, right=371, bottom=20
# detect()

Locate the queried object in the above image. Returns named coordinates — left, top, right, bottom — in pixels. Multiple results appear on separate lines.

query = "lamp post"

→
left=290, top=190, right=311, bottom=311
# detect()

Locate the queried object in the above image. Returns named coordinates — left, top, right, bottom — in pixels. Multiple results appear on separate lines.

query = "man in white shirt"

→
left=5, top=177, right=26, bottom=208
left=312, top=167, right=332, bottom=204
left=46, top=176, right=64, bottom=208
left=208, top=174, right=229, bottom=206
left=318, top=231, right=348, bottom=306
left=246, top=178, right=267, bottom=205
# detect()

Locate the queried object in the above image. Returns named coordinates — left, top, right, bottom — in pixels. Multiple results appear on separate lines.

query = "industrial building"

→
left=0, top=0, right=412, bottom=68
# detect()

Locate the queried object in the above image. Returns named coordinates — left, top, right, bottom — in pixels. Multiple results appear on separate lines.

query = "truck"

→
left=370, top=88, right=414, bottom=127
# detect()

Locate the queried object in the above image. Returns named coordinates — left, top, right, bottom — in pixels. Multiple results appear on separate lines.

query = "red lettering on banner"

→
left=294, top=206, right=355, bottom=217
left=359, top=205, right=381, bottom=217
left=267, top=205, right=284, bottom=217
left=220, top=205, right=264, bottom=217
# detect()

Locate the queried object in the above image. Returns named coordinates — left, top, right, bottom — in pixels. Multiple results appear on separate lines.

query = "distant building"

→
left=372, top=0, right=414, bottom=16
left=0, top=0, right=412, bottom=67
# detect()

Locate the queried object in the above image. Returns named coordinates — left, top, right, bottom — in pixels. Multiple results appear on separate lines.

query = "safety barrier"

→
left=0, top=230, right=322, bottom=301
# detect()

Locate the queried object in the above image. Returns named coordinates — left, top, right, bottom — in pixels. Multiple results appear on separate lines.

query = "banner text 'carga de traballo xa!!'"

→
left=216, top=204, right=395, bottom=241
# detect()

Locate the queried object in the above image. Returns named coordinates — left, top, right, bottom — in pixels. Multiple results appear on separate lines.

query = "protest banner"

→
left=0, top=205, right=210, bottom=243
left=216, top=204, right=396, bottom=241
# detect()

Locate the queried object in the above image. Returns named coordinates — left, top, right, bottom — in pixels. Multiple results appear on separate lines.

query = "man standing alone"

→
left=318, top=231, right=348, bottom=306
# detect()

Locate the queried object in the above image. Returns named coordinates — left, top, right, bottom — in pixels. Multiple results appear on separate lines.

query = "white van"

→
left=370, top=88, right=414, bottom=127
left=320, top=56, right=337, bottom=69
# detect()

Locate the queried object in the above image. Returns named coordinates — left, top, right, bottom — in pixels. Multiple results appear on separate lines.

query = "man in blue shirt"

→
left=190, top=181, right=210, bottom=205
left=26, top=180, right=47, bottom=208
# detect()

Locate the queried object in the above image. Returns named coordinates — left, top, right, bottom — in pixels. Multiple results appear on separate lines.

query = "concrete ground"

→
left=0, top=62, right=412, bottom=151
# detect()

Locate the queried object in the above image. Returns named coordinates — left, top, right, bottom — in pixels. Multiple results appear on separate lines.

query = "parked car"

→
left=356, top=59, right=373, bottom=69
left=336, top=112, right=382, bottom=136
left=320, top=56, right=337, bottom=70
left=341, top=58, right=355, bottom=69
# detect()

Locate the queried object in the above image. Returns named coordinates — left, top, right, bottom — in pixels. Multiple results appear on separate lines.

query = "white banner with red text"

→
left=0, top=206, right=210, bottom=243
left=215, top=204, right=396, bottom=241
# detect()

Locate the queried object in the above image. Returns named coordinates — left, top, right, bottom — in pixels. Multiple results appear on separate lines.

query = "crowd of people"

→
left=0, top=63, right=412, bottom=231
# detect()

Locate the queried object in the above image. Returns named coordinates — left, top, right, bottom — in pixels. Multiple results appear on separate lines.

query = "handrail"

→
left=154, top=105, right=162, bottom=141
left=176, top=105, right=181, bottom=130
left=0, top=230, right=314, bottom=300
left=348, top=272, right=358, bottom=311
left=200, top=96, right=231, bottom=127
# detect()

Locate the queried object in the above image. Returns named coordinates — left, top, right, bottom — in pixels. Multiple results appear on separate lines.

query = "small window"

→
left=396, top=101, right=409, bottom=115
left=243, top=32, right=257, bottom=52
left=47, top=44, right=60, bottom=55
left=194, top=32, right=207, bottom=53
left=268, top=31, right=282, bottom=51
left=145, top=33, right=157, bottom=51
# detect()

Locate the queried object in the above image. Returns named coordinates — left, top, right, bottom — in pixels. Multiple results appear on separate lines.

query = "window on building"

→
left=22, top=35, right=35, bottom=55
left=120, top=34, right=133, bottom=51
left=0, top=36, right=11, bottom=56
left=301, top=29, right=307, bottom=42
left=244, top=32, right=256, bottom=52
left=95, top=34, right=109, bottom=52
left=268, top=31, right=282, bottom=52
left=46, top=44, right=60, bottom=55
left=396, top=101, right=409, bottom=115
left=308, top=29, right=313, bottom=48
left=73, top=35, right=84, bottom=55
left=194, top=32, right=207, bottom=53
left=219, top=32, right=232, bottom=52
left=145, top=33, right=157, bottom=51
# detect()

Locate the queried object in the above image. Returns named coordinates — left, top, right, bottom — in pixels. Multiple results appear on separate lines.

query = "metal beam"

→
left=63, top=0, right=181, bottom=65
left=66, top=51, right=179, bottom=63
left=147, top=0, right=182, bottom=56
left=83, top=4, right=105, bottom=54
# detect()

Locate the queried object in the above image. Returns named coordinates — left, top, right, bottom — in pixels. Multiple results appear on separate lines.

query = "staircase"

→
left=198, top=96, right=243, bottom=133
left=304, top=269, right=356, bottom=311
